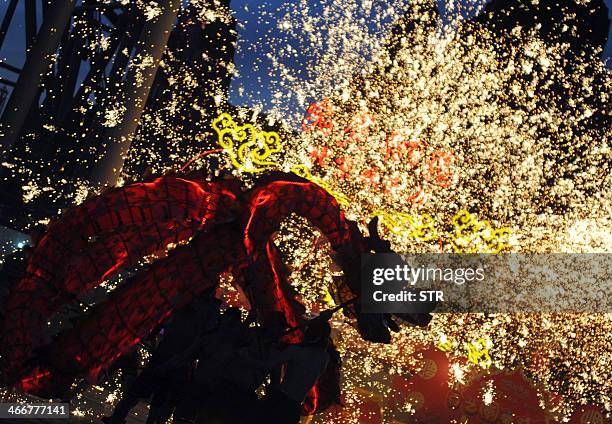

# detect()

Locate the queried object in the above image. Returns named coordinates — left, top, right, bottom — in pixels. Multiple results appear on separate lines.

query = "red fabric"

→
left=1, top=175, right=239, bottom=384
left=47, top=225, right=244, bottom=385
left=2, top=173, right=366, bottom=415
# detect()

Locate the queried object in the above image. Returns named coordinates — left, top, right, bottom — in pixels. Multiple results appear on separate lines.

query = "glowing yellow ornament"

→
left=212, top=113, right=282, bottom=173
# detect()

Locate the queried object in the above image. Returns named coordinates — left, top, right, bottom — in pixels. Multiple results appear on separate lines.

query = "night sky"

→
left=0, top=0, right=610, bottom=249
left=1, top=0, right=610, bottom=113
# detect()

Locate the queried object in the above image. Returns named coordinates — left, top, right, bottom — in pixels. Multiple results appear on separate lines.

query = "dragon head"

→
left=336, top=217, right=433, bottom=344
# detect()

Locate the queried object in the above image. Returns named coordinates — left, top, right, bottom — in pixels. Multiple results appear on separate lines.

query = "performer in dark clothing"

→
left=172, top=310, right=288, bottom=423
left=246, top=319, right=333, bottom=424
left=101, top=294, right=221, bottom=424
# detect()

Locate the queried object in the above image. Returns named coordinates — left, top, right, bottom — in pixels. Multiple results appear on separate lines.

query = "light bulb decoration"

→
left=212, top=113, right=282, bottom=173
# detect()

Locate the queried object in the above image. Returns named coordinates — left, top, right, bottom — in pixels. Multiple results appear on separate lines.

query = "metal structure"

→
left=0, top=0, right=77, bottom=152
left=89, top=0, right=181, bottom=186
left=0, top=0, right=237, bottom=230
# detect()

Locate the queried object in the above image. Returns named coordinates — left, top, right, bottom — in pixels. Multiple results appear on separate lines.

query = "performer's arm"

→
left=239, top=345, right=294, bottom=370
left=153, top=336, right=203, bottom=374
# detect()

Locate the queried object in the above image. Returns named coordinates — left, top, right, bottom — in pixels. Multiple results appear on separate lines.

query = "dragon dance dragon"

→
left=0, top=170, right=430, bottom=413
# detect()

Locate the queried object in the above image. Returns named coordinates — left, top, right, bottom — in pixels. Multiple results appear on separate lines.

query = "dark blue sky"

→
left=229, top=0, right=612, bottom=120
left=0, top=0, right=610, bottom=249
left=0, top=0, right=611, bottom=117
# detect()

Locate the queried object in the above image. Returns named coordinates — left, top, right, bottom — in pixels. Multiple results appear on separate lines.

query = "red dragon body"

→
left=0, top=171, right=417, bottom=413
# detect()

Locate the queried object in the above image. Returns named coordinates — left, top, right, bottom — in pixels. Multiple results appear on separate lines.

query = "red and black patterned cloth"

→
left=0, top=172, right=369, bottom=413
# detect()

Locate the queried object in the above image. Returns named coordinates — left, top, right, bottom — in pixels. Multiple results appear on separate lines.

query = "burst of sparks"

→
left=1, top=0, right=610, bottom=422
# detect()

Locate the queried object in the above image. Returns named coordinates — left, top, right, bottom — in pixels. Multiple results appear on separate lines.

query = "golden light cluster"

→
left=1, top=0, right=610, bottom=422
left=238, top=0, right=610, bottom=421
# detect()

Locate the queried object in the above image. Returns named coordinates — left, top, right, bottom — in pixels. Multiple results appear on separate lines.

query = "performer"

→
left=172, top=311, right=288, bottom=423
left=244, top=319, right=333, bottom=424
left=102, top=293, right=221, bottom=424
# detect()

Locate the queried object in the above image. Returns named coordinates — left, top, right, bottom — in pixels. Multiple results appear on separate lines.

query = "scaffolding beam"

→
left=0, top=0, right=77, bottom=154
left=89, top=0, right=182, bottom=187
